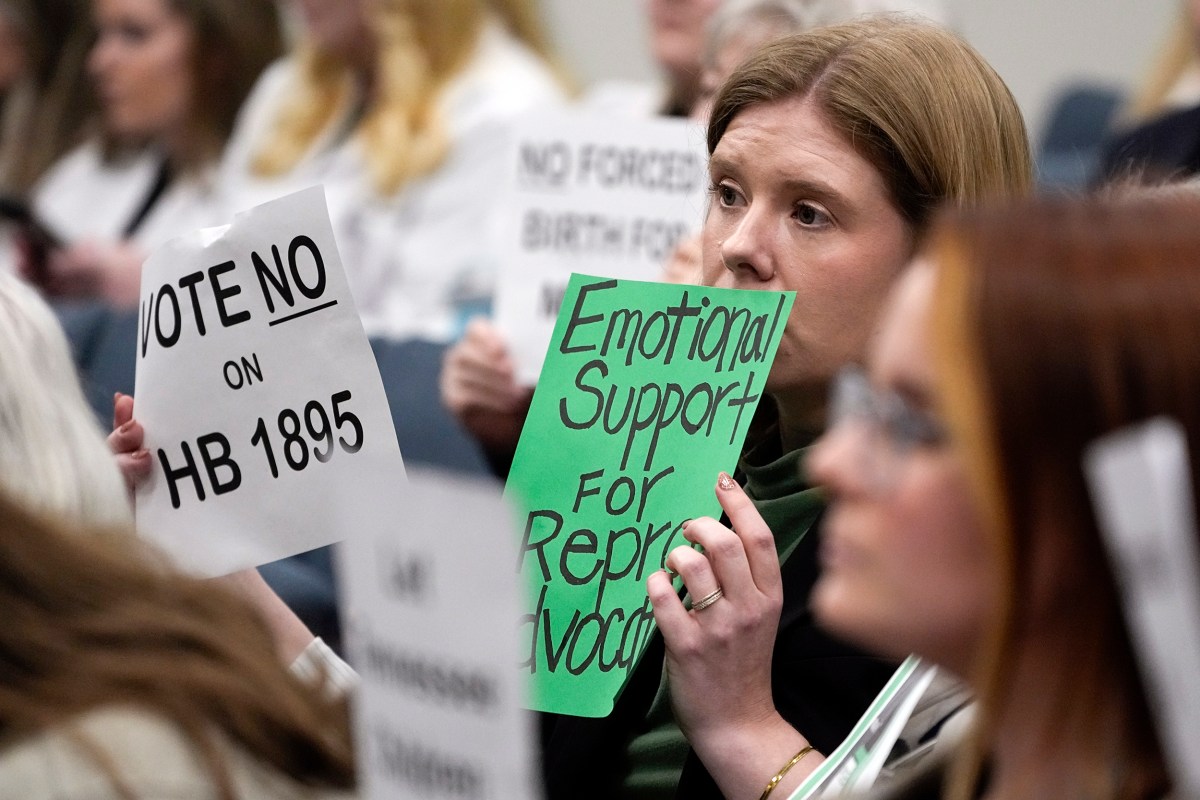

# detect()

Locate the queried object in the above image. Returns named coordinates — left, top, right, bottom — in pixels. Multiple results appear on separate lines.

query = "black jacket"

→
left=1097, top=103, right=1200, bottom=185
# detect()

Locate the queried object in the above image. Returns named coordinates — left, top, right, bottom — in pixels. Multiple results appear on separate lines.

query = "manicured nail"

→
left=717, top=472, right=737, bottom=491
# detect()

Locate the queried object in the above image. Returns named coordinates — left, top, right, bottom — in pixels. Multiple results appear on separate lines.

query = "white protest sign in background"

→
left=1084, top=418, right=1200, bottom=798
left=133, top=186, right=404, bottom=576
left=493, top=110, right=709, bottom=382
left=337, top=466, right=537, bottom=800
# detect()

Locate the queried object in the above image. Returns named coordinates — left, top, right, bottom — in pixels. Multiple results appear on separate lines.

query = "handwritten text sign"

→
left=505, top=275, right=794, bottom=716
left=493, top=111, right=708, bottom=382
left=133, top=186, right=404, bottom=576
left=339, top=466, right=537, bottom=800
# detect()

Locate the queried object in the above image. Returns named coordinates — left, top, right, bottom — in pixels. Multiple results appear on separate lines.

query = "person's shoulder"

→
left=33, top=140, right=155, bottom=196
left=1098, top=103, right=1200, bottom=182
left=0, top=706, right=355, bottom=800
left=242, top=57, right=301, bottom=114
left=32, top=141, right=161, bottom=241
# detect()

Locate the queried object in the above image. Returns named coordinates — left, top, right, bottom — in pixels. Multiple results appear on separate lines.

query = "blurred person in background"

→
left=0, top=0, right=94, bottom=195
left=220, top=0, right=568, bottom=340
left=0, top=271, right=129, bottom=529
left=26, top=0, right=282, bottom=304
left=1097, top=0, right=1200, bottom=183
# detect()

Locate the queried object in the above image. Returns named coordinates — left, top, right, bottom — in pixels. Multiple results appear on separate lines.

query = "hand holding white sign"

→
left=133, top=187, right=404, bottom=576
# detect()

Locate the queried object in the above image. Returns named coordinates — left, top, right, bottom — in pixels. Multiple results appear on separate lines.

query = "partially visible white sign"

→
left=133, top=186, right=404, bottom=576
left=338, top=467, right=538, bottom=800
left=493, top=110, right=709, bottom=382
left=1084, top=417, right=1200, bottom=798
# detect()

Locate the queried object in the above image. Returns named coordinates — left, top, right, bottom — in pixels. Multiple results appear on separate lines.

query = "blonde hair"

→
left=1124, top=8, right=1199, bottom=124
left=0, top=273, right=131, bottom=530
left=253, top=0, right=489, bottom=196
left=708, top=16, right=1033, bottom=231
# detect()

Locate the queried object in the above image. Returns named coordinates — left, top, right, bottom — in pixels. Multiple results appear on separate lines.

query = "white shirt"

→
left=220, top=20, right=567, bottom=341
left=32, top=140, right=226, bottom=254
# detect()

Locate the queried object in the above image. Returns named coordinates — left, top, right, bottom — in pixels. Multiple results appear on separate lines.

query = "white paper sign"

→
left=338, top=466, right=537, bottom=800
left=1084, top=417, right=1200, bottom=797
left=493, top=110, right=709, bottom=382
left=133, top=186, right=404, bottom=576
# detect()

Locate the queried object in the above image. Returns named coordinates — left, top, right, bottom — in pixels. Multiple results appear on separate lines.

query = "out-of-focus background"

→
left=544, top=0, right=1174, bottom=149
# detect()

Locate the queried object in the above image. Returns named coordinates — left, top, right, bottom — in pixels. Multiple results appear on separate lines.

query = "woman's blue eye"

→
left=718, top=184, right=737, bottom=205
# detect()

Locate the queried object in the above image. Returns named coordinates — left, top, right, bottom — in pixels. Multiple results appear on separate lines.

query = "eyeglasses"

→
left=825, top=365, right=948, bottom=492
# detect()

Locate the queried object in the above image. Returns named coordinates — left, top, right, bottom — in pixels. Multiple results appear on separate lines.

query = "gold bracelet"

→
left=759, top=744, right=816, bottom=800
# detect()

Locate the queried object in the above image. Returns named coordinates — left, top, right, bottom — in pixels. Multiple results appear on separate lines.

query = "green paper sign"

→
left=506, top=274, right=795, bottom=717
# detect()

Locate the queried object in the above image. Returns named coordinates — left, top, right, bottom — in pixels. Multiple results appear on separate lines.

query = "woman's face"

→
left=89, top=0, right=194, bottom=141
left=701, top=94, right=914, bottom=406
left=645, top=0, right=721, bottom=87
left=807, top=264, right=997, bottom=675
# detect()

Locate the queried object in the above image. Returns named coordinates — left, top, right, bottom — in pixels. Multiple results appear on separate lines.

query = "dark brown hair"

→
left=0, top=0, right=96, bottom=192
left=707, top=16, right=1033, bottom=233
left=928, top=196, right=1197, bottom=799
left=0, top=490, right=355, bottom=798
left=109, top=0, right=282, bottom=172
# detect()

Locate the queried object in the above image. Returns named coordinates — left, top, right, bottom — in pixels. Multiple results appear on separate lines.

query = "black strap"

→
left=122, top=157, right=173, bottom=238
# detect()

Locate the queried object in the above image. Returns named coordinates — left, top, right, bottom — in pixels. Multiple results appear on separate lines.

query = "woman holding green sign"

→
left=542, top=16, right=1032, bottom=800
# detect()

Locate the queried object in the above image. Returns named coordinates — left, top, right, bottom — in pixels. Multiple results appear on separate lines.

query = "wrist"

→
left=689, top=713, right=821, bottom=800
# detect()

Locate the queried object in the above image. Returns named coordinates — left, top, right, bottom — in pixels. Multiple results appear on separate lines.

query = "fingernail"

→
left=118, top=420, right=134, bottom=434
left=717, top=472, right=737, bottom=491
left=114, top=392, right=121, bottom=404
left=133, top=449, right=149, bottom=460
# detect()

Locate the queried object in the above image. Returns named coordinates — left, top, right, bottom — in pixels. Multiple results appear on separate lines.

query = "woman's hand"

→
left=108, top=392, right=152, bottom=494
left=440, top=318, right=532, bottom=455
left=648, top=474, right=821, bottom=799
left=660, top=233, right=702, bottom=285
left=107, top=393, right=316, bottom=665
left=43, top=239, right=146, bottom=306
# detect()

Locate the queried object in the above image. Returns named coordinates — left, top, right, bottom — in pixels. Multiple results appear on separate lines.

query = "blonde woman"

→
left=0, top=271, right=129, bottom=529
left=220, top=0, right=567, bottom=340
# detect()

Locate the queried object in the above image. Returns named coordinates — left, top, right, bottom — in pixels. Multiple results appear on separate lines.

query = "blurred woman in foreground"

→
left=661, top=195, right=1191, bottom=798
left=0, top=489, right=356, bottom=798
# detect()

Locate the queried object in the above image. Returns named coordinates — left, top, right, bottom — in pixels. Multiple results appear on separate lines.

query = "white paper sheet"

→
left=337, top=466, right=538, bottom=800
left=492, top=110, right=709, bottom=382
left=133, top=186, right=404, bottom=576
